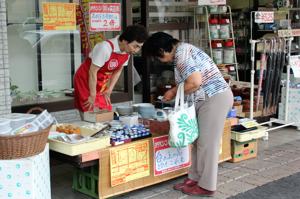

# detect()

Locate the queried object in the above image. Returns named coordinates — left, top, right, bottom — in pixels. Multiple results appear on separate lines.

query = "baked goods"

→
left=56, top=124, right=81, bottom=134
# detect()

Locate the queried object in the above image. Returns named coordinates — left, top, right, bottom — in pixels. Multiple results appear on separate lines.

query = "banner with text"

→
left=110, top=140, right=150, bottom=187
left=153, top=135, right=190, bottom=176
left=89, top=3, right=121, bottom=32
left=43, top=2, right=76, bottom=30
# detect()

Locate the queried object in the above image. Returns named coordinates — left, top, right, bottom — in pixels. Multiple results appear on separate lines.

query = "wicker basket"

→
left=0, top=125, right=51, bottom=160
left=0, top=107, right=51, bottom=160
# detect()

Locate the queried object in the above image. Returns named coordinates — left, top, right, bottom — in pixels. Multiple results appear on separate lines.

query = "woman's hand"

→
left=102, top=88, right=112, bottom=106
left=83, top=95, right=96, bottom=111
left=163, top=87, right=177, bottom=102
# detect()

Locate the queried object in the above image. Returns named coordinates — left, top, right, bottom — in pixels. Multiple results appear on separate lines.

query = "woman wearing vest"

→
left=142, top=32, right=233, bottom=197
left=74, top=25, right=148, bottom=118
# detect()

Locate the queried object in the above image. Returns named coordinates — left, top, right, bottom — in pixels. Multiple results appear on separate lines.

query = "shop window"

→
left=7, top=0, right=131, bottom=112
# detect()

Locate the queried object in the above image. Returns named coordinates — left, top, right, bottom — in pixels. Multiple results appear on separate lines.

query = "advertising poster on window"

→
left=43, top=2, right=76, bottom=30
left=198, top=0, right=226, bottom=5
left=77, top=0, right=105, bottom=57
left=110, top=140, right=150, bottom=187
left=89, top=3, right=121, bottom=32
left=153, top=135, right=191, bottom=176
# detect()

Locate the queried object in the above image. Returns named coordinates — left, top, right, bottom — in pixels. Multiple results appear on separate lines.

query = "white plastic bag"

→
left=168, top=83, right=199, bottom=147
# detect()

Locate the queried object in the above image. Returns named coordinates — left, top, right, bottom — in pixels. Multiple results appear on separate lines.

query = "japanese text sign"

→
left=254, top=11, right=274, bottom=23
left=153, top=136, right=190, bottom=176
left=110, top=140, right=150, bottom=187
left=89, top=3, right=121, bottom=32
left=198, top=0, right=226, bottom=5
left=43, top=3, right=76, bottom=30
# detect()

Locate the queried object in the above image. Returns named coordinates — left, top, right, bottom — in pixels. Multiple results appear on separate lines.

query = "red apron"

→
left=74, top=40, right=129, bottom=112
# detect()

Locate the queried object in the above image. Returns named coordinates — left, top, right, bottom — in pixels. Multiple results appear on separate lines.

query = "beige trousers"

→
left=188, top=89, right=233, bottom=191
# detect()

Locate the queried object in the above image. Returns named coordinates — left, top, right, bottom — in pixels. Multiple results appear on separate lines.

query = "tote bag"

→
left=168, top=83, right=199, bottom=147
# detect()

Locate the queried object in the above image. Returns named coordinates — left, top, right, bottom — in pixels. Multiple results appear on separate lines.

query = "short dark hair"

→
left=119, top=24, right=148, bottom=43
left=142, top=32, right=179, bottom=58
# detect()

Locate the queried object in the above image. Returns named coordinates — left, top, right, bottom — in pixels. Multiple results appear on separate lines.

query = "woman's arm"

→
left=184, top=71, right=202, bottom=94
left=102, top=66, right=124, bottom=104
left=83, top=63, right=100, bottom=111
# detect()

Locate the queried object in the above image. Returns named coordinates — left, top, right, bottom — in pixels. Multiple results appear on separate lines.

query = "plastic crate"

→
left=72, top=165, right=99, bottom=198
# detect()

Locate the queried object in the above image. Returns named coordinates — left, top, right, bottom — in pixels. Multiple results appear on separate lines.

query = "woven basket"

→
left=0, top=107, right=51, bottom=160
left=0, top=125, right=51, bottom=160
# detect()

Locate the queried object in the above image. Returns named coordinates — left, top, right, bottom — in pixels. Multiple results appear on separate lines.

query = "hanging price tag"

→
left=254, top=12, right=274, bottom=23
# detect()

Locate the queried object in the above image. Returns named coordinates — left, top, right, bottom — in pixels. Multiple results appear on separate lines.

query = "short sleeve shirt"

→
left=89, top=36, right=129, bottom=67
left=174, top=42, right=229, bottom=102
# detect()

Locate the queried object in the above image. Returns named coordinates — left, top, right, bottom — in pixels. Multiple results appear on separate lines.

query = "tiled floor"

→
left=51, top=126, right=300, bottom=199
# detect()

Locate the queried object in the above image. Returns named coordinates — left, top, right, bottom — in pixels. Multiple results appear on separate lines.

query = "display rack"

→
left=193, top=5, right=239, bottom=81
left=249, top=10, right=299, bottom=134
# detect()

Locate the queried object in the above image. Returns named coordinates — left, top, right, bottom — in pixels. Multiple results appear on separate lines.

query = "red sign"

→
left=89, top=3, right=121, bottom=32
left=153, top=135, right=190, bottom=176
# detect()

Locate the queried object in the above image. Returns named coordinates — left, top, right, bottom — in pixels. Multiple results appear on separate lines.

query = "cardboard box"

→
left=83, top=111, right=114, bottom=123
left=219, top=119, right=232, bottom=163
left=0, top=144, right=51, bottom=199
left=230, top=139, right=257, bottom=163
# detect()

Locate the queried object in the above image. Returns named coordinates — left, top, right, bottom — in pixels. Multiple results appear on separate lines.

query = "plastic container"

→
left=209, top=18, right=219, bottom=39
left=212, top=48, right=223, bottom=64
left=218, top=5, right=227, bottom=13
left=209, top=5, right=218, bottom=13
left=223, top=47, right=235, bottom=64
left=219, top=19, right=231, bottom=39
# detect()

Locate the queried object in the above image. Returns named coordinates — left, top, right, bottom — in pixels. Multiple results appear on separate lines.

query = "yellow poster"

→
left=110, top=140, right=150, bottom=187
left=43, top=2, right=76, bottom=30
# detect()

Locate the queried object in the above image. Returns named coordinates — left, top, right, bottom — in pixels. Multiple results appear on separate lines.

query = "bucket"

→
left=223, top=48, right=235, bottom=64
left=212, top=49, right=223, bottom=64
left=209, top=25, right=219, bottom=39
left=220, top=24, right=230, bottom=39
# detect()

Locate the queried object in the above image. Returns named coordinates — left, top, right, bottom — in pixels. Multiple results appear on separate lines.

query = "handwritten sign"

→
left=43, top=3, right=76, bottom=30
left=153, top=136, right=190, bottom=176
left=89, top=3, right=121, bottom=32
left=254, top=12, right=274, bottom=23
left=110, top=140, right=150, bottom=187
left=290, top=56, right=300, bottom=78
left=278, top=29, right=300, bottom=37
left=198, top=0, right=226, bottom=5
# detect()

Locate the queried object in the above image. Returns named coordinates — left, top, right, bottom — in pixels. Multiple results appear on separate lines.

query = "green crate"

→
left=72, top=165, right=99, bottom=198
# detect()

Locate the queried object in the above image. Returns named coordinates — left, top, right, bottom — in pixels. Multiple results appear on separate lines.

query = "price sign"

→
left=89, top=3, right=121, bottom=32
left=254, top=12, right=274, bottom=23
left=198, top=0, right=226, bottom=5
left=290, top=56, right=300, bottom=78
left=153, top=135, right=190, bottom=176
left=43, top=2, right=76, bottom=30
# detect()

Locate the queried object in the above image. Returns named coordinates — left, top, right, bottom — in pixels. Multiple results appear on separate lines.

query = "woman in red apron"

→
left=74, top=25, right=148, bottom=117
